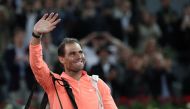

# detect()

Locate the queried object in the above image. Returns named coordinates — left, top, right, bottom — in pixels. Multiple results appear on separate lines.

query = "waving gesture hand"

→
left=33, top=12, right=61, bottom=35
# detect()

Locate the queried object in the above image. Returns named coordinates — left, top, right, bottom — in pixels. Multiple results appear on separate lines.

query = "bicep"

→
left=29, top=44, right=53, bottom=92
left=30, top=61, right=52, bottom=92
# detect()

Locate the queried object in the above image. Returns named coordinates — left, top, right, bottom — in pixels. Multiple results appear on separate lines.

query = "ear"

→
left=58, top=56, right=65, bottom=64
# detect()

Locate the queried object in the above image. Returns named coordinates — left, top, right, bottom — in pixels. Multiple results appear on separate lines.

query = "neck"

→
left=65, top=70, right=82, bottom=81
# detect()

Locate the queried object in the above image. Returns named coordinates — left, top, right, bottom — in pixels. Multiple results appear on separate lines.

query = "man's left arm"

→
left=98, top=79, right=118, bottom=109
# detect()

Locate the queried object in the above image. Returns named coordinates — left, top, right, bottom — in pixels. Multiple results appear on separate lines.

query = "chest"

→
left=50, top=80, right=99, bottom=109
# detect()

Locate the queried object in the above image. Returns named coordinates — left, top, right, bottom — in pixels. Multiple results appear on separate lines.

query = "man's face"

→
left=61, top=43, right=85, bottom=72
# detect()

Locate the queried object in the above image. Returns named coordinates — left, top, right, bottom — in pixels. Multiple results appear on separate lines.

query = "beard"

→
left=70, top=66, right=84, bottom=72
left=68, top=60, right=85, bottom=73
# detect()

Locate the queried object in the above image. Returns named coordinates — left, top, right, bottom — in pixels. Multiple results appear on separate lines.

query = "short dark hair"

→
left=58, top=38, right=81, bottom=57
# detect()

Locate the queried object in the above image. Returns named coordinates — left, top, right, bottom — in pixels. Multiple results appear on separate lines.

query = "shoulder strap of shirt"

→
left=50, top=71, right=78, bottom=109
left=90, top=75, right=104, bottom=109
left=25, top=71, right=78, bottom=109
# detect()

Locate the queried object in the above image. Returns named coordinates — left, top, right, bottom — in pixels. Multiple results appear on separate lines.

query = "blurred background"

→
left=0, top=0, right=190, bottom=109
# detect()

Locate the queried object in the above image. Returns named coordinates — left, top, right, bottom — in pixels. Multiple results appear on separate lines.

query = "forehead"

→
left=64, top=43, right=82, bottom=53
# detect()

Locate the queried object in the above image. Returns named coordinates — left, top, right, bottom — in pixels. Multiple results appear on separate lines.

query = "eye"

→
left=70, top=52, right=76, bottom=56
left=79, top=50, right=83, bottom=54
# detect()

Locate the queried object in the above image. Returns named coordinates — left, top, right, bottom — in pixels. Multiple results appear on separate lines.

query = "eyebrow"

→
left=68, top=50, right=83, bottom=54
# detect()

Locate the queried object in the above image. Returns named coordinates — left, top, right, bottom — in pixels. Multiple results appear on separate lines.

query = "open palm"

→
left=33, top=12, right=61, bottom=34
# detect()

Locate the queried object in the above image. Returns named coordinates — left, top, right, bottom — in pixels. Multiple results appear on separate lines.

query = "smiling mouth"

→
left=74, top=60, right=84, bottom=65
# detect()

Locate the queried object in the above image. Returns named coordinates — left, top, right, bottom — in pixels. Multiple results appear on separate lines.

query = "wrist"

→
left=32, top=31, right=42, bottom=38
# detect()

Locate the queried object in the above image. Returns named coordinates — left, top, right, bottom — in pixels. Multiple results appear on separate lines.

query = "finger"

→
left=52, top=19, right=61, bottom=26
left=49, top=13, right=59, bottom=23
left=46, top=12, right=54, bottom=21
left=41, top=13, right=48, bottom=20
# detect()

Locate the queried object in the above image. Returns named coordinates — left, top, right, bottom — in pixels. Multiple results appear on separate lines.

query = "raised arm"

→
left=29, top=13, right=61, bottom=92
left=102, top=32, right=128, bottom=50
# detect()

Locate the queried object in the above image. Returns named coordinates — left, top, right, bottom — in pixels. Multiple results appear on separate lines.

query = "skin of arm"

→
left=29, top=13, right=61, bottom=91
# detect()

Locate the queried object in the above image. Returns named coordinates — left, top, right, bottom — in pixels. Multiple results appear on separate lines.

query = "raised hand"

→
left=33, top=12, right=61, bottom=35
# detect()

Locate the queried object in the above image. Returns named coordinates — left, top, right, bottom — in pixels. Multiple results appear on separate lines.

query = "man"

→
left=29, top=12, right=117, bottom=109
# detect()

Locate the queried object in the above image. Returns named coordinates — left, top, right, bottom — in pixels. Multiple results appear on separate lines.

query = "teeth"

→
left=76, top=61, right=82, bottom=64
